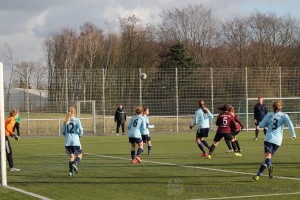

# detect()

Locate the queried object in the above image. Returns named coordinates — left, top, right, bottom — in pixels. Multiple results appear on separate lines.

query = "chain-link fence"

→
left=5, top=67, right=300, bottom=136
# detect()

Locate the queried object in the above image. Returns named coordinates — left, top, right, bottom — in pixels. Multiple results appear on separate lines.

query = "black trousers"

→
left=5, top=136, right=14, bottom=168
left=13, top=122, right=20, bottom=136
left=116, top=123, right=125, bottom=133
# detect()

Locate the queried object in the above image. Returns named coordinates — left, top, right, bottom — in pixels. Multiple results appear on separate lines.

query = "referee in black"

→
left=254, top=96, right=268, bottom=140
left=114, top=105, right=127, bottom=136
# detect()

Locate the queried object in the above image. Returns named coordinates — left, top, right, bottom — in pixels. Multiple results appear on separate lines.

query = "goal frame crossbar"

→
left=246, top=97, right=300, bottom=130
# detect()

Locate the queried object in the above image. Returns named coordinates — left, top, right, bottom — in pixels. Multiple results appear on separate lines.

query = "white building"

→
left=6, top=88, right=48, bottom=111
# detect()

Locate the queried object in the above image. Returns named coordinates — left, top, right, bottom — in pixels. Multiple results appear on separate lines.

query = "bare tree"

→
left=2, top=43, right=16, bottom=110
left=158, top=4, right=219, bottom=66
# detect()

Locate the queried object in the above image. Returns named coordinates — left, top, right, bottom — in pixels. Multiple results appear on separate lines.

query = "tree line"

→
left=5, top=4, right=300, bottom=113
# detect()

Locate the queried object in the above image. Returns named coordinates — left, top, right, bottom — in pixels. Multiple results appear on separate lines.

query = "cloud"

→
left=1, top=0, right=300, bottom=66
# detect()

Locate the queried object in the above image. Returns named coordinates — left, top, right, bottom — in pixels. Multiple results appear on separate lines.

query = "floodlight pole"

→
left=0, top=62, right=7, bottom=186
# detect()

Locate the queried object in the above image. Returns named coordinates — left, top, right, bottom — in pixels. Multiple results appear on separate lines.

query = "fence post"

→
left=139, top=68, right=142, bottom=106
left=279, top=67, right=282, bottom=98
left=175, top=68, right=179, bottom=133
left=245, top=67, right=248, bottom=131
left=27, top=67, right=30, bottom=135
left=210, top=67, right=214, bottom=115
left=102, top=68, right=106, bottom=135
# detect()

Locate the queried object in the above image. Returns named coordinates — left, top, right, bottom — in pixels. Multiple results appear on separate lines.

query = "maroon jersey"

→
left=216, top=111, right=234, bottom=133
left=231, top=114, right=244, bottom=131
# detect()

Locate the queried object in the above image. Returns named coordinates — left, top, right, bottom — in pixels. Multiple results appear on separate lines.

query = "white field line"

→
left=4, top=185, right=52, bottom=200
left=191, top=192, right=300, bottom=200
left=84, top=153, right=300, bottom=181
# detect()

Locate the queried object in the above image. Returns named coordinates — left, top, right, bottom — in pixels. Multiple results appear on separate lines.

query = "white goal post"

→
left=0, top=62, right=7, bottom=186
left=246, top=97, right=300, bottom=130
left=76, top=100, right=96, bottom=134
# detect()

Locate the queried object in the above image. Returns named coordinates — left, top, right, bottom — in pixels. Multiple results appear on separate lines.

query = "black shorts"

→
left=129, top=137, right=143, bottom=144
left=231, top=130, right=240, bottom=136
left=65, top=146, right=82, bottom=155
left=213, top=132, right=233, bottom=142
left=142, top=135, right=151, bottom=143
left=255, top=120, right=262, bottom=126
left=196, top=128, right=209, bottom=138
left=264, top=141, right=280, bottom=155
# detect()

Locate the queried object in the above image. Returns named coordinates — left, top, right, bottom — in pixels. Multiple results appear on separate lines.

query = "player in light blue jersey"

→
left=128, top=106, right=146, bottom=164
left=62, top=106, right=83, bottom=176
left=142, top=107, right=155, bottom=155
left=253, top=101, right=296, bottom=181
left=190, top=100, right=213, bottom=157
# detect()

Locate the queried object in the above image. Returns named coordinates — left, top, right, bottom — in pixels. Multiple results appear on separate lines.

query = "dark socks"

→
left=69, top=161, right=73, bottom=172
left=225, top=140, right=232, bottom=150
left=201, top=140, right=210, bottom=149
left=197, top=142, right=205, bottom=153
left=257, top=163, right=267, bottom=176
left=231, top=141, right=238, bottom=152
left=131, top=150, right=135, bottom=160
left=235, top=140, right=241, bottom=151
left=255, top=129, right=259, bottom=138
left=148, top=145, right=152, bottom=153
left=263, top=128, right=267, bottom=135
left=137, top=148, right=143, bottom=157
left=74, top=157, right=81, bottom=165
left=265, top=158, right=272, bottom=166
left=209, top=144, right=216, bottom=155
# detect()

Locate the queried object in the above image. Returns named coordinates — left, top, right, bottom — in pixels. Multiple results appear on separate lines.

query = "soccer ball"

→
left=140, top=73, right=147, bottom=80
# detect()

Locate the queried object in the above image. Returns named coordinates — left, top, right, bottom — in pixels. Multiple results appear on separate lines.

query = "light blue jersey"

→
left=62, top=116, right=83, bottom=146
left=259, top=112, right=296, bottom=146
left=191, top=108, right=213, bottom=128
left=128, top=115, right=146, bottom=138
left=142, top=115, right=155, bottom=135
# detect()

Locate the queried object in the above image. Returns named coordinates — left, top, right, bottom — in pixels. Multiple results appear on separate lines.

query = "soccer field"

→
left=1, top=132, right=300, bottom=200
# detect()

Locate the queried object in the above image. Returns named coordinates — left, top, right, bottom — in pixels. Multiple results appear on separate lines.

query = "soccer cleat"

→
left=207, top=155, right=211, bottom=159
left=234, top=152, right=242, bottom=157
left=225, top=149, right=233, bottom=153
left=201, top=153, right=208, bottom=157
left=72, top=163, right=79, bottom=174
left=116, top=134, right=119, bottom=136
left=122, top=133, right=126, bottom=135
left=253, top=175, right=260, bottom=181
left=254, top=137, right=258, bottom=141
left=135, top=156, right=142, bottom=163
left=148, top=152, right=151, bottom=155
left=131, top=159, right=136, bottom=164
left=9, top=167, right=20, bottom=172
left=68, top=172, right=73, bottom=176
left=268, top=165, right=274, bottom=179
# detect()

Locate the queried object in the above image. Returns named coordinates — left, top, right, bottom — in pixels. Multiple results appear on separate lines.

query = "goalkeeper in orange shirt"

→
left=5, top=109, right=20, bottom=171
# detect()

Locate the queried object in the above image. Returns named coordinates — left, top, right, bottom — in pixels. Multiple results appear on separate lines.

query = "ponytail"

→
left=65, top=106, right=76, bottom=124
left=198, top=100, right=208, bottom=113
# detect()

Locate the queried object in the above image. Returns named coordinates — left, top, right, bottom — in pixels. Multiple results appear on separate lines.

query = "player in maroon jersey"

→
left=207, top=104, right=242, bottom=159
left=225, top=105, right=244, bottom=153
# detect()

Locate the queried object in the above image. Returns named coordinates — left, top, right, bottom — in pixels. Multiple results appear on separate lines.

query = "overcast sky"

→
left=1, top=0, right=300, bottom=66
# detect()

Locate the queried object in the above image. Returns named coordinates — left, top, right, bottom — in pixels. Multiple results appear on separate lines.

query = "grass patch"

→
left=2, top=131, right=300, bottom=199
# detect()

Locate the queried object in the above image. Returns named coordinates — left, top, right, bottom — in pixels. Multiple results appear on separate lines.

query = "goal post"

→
left=246, top=97, right=300, bottom=130
left=76, top=100, right=96, bottom=134
left=0, top=62, right=7, bottom=186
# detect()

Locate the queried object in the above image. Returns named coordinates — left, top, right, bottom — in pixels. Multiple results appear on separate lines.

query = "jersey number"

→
left=133, top=119, right=139, bottom=127
left=67, top=123, right=75, bottom=133
left=272, top=118, right=278, bottom=130
left=223, top=117, right=228, bottom=126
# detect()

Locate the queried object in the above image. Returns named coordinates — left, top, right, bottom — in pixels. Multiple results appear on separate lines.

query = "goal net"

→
left=76, top=100, right=96, bottom=134
left=246, top=97, right=300, bottom=130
